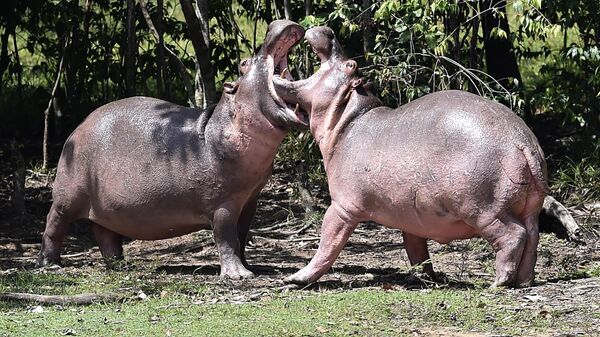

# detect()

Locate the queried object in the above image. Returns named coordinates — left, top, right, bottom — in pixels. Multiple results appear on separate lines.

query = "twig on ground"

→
left=0, top=292, right=125, bottom=305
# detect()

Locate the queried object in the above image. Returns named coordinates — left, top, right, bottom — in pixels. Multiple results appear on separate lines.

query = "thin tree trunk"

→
left=74, top=0, right=92, bottom=107
left=157, top=0, right=165, bottom=98
left=0, top=27, right=12, bottom=92
left=10, top=140, right=25, bottom=215
left=361, top=0, right=374, bottom=58
left=469, top=6, right=479, bottom=93
left=283, top=0, right=292, bottom=20
left=139, top=0, right=196, bottom=106
left=12, top=33, right=23, bottom=103
left=295, top=161, right=315, bottom=216
left=227, top=3, right=241, bottom=69
left=125, top=0, right=137, bottom=97
left=304, top=0, right=312, bottom=76
left=43, top=37, right=68, bottom=171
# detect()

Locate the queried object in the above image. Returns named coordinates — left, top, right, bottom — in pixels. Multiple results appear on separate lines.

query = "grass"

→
left=0, top=268, right=561, bottom=337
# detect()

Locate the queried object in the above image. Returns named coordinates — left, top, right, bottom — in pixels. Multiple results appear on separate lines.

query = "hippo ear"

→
left=224, top=81, right=238, bottom=94
left=238, top=58, right=250, bottom=75
left=363, top=81, right=375, bottom=91
left=351, top=77, right=365, bottom=88
left=343, top=60, right=357, bottom=75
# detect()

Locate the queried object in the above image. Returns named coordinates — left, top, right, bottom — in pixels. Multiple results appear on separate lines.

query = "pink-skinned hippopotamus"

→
left=37, top=20, right=308, bottom=279
left=273, top=27, right=549, bottom=287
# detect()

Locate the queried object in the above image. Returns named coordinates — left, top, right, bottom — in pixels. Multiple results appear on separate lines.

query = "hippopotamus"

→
left=273, top=27, right=549, bottom=287
left=37, top=20, right=307, bottom=279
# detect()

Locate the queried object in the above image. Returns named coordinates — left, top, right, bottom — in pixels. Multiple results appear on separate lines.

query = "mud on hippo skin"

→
left=37, top=20, right=307, bottom=280
left=275, top=26, right=549, bottom=288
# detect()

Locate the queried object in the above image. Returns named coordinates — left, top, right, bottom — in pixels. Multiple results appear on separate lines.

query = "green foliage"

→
left=551, top=141, right=600, bottom=204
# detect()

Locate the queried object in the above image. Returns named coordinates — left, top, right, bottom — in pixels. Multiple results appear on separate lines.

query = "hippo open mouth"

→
left=264, top=23, right=310, bottom=127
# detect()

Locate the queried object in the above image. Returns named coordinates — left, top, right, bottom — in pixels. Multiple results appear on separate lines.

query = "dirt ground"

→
left=1, top=160, right=599, bottom=335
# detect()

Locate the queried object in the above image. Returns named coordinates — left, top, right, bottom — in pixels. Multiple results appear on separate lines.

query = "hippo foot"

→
left=104, top=257, right=126, bottom=271
left=283, top=271, right=313, bottom=285
left=406, top=271, right=448, bottom=287
left=220, top=264, right=255, bottom=280
left=36, top=255, right=61, bottom=268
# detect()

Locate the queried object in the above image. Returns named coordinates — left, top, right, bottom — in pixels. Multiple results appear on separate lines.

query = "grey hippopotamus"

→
left=273, top=27, right=549, bottom=287
left=37, top=20, right=307, bottom=279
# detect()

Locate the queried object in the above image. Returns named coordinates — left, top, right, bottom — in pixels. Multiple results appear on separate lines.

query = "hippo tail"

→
left=520, top=143, right=550, bottom=194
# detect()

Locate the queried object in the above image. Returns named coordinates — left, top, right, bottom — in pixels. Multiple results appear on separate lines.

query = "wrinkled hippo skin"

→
left=274, top=27, right=549, bottom=287
left=37, top=20, right=307, bottom=279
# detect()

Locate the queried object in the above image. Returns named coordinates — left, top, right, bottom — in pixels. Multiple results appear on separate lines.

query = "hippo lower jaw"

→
left=265, top=29, right=310, bottom=128
left=268, top=56, right=309, bottom=127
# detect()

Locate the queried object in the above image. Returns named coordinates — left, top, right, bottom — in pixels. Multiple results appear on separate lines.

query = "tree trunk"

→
left=139, top=0, right=196, bottom=106
left=264, top=0, right=273, bottom=23
left=480, top=0, right=521, bottom=90
left=157, top=0, right=165, bottom=98
left=125, top=0, right=137, bottom=97
left=179, top=0, right=216, bottom=107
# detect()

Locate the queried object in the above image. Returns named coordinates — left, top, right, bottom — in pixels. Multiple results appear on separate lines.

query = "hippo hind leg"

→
left=91, top=222, right=124, bottom=270
left=237, top=196, right=259, bottom=269
left=477, top=213, right=527, bottom=287
left=37, top=204, right=76, bottom=267
left=514, top=214, right=539, bottom=287
left=402, top=232, right=435, bottom=277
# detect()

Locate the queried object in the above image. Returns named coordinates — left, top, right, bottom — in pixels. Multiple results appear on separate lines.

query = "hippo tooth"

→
left=281, top=67, right=288, bottom=79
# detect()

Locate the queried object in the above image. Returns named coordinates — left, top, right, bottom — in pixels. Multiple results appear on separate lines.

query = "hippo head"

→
left=273, top=26, right=379, bottom=134
left=227, top=20, right=308, bottom=130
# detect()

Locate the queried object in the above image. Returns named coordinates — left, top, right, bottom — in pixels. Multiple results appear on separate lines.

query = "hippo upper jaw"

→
left=259, top=20, right=310, bottom=130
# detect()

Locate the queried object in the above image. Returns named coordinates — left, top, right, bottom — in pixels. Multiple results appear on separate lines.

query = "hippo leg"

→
left=91, top=222, right=124, bottom=270
left=213, top=203, right=254, bottom=279
left=478, top=214, right=527, bottom=287
left=402, top=232, right=435, bottom=277
left=237, top=196, right=258, bottom=269
left=285, top=203, right=358, bottom=285
left=37, top=205, right=73, bottom=267
left=515, top=214, right=540, bottom=287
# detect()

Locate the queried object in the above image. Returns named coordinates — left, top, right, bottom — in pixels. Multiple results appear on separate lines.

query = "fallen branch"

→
left=0, top=292, right=124, bottom=305
left=543, top=195, right=581, bottom=241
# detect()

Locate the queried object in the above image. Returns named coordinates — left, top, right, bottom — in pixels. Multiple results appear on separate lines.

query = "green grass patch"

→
left=0, top=270, right=558, bottom=337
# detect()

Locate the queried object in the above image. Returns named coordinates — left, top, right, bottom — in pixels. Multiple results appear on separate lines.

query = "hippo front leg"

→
left=213, top=203, right=255, bottom=279
left=285, top=202, right=358, bottom=284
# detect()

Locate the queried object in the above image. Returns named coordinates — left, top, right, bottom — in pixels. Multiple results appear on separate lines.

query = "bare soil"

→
left=1, top=158, right=599, bottom=335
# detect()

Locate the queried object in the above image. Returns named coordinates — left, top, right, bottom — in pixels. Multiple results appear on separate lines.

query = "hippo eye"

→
left=343, top=60, right=358, bottom=74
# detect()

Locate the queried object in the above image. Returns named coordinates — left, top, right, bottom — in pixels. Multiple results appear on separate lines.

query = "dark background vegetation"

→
left=0, top=0, right=598, bottom=208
